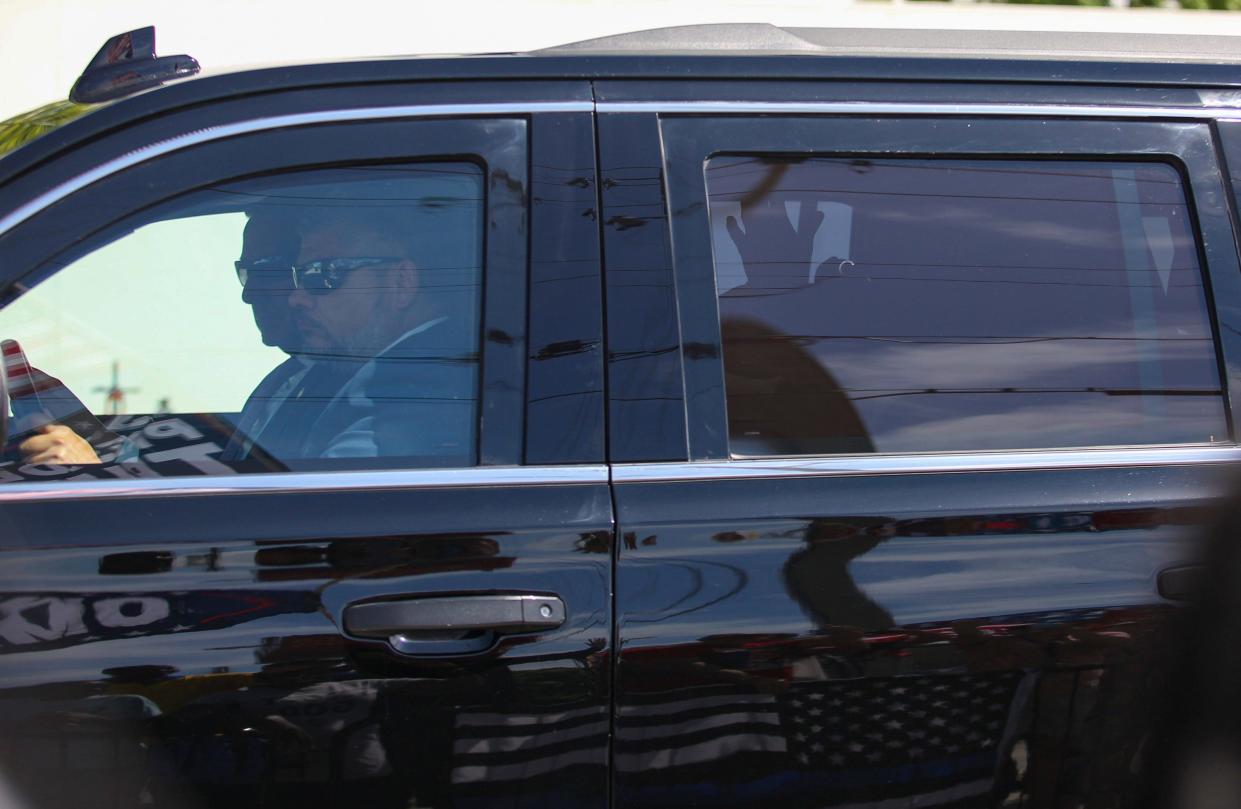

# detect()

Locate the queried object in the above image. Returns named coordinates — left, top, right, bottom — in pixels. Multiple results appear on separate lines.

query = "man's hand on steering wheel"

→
left=19, top=423, right=101, bottom=465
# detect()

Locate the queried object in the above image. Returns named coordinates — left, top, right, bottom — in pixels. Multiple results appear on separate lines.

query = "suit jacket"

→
left=251, top=320, right=476, bottom=466
left=220, top=356, right=311, bottom=462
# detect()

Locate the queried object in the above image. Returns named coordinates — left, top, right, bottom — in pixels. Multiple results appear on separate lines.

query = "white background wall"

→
left=3, top=0, right=1241, bottom=121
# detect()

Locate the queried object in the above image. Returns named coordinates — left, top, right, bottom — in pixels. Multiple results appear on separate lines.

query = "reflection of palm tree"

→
left=721, top=317, right=873, bottom=455
left=0, top=101, right=94, bottom=158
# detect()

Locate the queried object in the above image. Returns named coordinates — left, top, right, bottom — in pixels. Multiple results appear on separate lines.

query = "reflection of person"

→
left=782, top=518, right=894, bottom=633
left=720, top=191, right=873, bottom=455
left=724, top=195, right=825, bottom=294
left=245, top=208, right=474, bottom=462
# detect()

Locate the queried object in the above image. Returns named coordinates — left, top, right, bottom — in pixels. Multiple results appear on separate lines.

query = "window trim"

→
left=0, top=101, right=593, bottom=240
left=657, top=115, right=1241, bottom=460
left=0, top=114, right=540, bottom=474
left=0, top=464, right=609, bottom=502
left=597, top=101, right=1241, bottom=119
left=612, top=444, right=1241, bottom=483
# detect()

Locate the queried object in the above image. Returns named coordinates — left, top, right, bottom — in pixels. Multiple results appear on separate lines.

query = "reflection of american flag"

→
left=609, top=673, right=1025, bottom=808
left=615, top=684, right=786, bottom=774
left=778, top=671, right=1023, bottom=806
left=3, top=339, right=59, bottom=399
left=449, top=704, right=608, bottom=786
left=448, top=673, right=1027, bottom=806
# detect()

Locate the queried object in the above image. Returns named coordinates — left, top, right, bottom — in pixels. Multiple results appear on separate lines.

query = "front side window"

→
left=707, top=157, right=1225, bottom=456
left=0, top=163, right=483, bottom=481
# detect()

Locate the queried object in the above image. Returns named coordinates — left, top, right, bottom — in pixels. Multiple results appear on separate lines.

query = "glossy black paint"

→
left=5, top=49, right=1241, bottom=809
left=526, top=113, right=605, bottom=464
left=597, top=113, right=687, bottom=462
left=1211, top=120, right=1241, bottom=434
left=612, top=464, right=1231, bottom=808
left=7, top=51, right=1241, bottom=188
left=0, top=80, right=614, bottom=808
left=605, top=105, right=1241, bottom=808
left=0, top=483, right=613, bottom=808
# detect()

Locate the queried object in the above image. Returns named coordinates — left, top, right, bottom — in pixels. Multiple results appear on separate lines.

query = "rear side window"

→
left=706, top=157, right=1225, bottom=456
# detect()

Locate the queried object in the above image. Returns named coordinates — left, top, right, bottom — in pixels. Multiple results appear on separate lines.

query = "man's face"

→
left=238, top=216, right=299, bottom=351
left=290, top=220, right=417, bottom=357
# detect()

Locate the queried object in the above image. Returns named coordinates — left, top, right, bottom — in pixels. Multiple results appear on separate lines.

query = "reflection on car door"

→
left=0, top=85, right=612, bottom=809
left=603, top=101, right=1241, bottom=809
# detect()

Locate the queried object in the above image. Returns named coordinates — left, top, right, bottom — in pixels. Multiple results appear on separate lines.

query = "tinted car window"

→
left=0, top=163, right=483, bottom=479
left=706, top=156, right=1225, bottom=456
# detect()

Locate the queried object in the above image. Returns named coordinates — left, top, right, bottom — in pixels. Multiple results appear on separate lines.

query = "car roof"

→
left=541, top=23, right=1241, bottom=63
left=5, top=23, right=1241, bottom=189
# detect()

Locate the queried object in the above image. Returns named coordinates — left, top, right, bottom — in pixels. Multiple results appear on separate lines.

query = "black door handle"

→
left=344, top=594, right=566, bottom=655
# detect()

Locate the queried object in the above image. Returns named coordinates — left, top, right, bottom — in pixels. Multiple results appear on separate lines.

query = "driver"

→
left=13, top=206, right=309, bottom=467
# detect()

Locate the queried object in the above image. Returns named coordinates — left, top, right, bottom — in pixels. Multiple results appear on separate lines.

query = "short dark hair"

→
left=297, top=206, right=422, bottom=261
left=242, top=204, right=304, bottom=258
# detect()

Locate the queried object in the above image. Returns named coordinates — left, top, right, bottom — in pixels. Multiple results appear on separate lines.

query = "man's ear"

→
left=391, top=260, right=419, bottom=309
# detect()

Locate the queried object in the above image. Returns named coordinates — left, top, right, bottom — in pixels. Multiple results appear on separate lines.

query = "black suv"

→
left=2, top=23, right=1241, bottom=809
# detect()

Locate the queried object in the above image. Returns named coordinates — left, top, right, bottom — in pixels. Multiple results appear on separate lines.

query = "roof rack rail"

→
left=69, top=26, right=200, bottom=104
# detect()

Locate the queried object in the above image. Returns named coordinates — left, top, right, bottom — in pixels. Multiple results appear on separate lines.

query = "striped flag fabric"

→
left=777, top=670, right=1026, bottom=807
left=615, top=684, right=786, bottom=774
left=607, top=672, right=1028, bottom=808
left=3, top=339, right=62, bottom=401
left=449, top=703, right=609, bottom=787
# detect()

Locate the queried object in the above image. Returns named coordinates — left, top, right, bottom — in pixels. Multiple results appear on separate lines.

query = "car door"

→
left=600, top=84, right=1241, bottom=809
left=0, top=79, right=610, bottom=809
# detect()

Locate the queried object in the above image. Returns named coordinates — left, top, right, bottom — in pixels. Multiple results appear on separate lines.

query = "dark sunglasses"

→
left=234, top=256, right=294, bottom=289
left=291, top=257, right=404, bottom=295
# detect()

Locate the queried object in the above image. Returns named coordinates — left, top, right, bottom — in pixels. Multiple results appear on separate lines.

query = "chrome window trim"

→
left=0, top=446, right=1234, bottom=499
left=611, top=445, right=1241, bottom=483
left=597, top=101, right=1241, bottom=120
left=0, top=101, right=594, bottom=239
left=0, top=464, right=609, bottom=502
left=7, top=100, right=1239, bottom=240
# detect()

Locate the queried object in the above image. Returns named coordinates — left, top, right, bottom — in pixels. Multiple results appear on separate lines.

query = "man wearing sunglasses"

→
left=239, top=206, right=473, bottom=463
left=224, top=206, right=318, bottom=461
left=236, top=207, right=304, bottom=353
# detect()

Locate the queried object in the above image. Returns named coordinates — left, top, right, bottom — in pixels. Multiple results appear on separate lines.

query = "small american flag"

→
left=3, top=339, right=61, bottom=401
